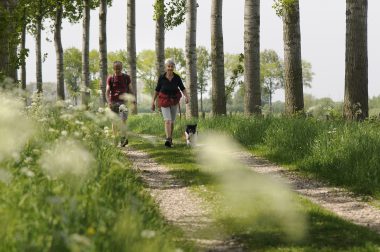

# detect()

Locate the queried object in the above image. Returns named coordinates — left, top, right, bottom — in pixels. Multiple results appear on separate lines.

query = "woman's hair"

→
left=165, top=58, right=175, bottom=67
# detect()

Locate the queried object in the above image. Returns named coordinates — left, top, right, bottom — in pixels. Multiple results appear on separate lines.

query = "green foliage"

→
left=263, top=118, right=327, bottom=163
left=63, top=47, right=82, bottom=96
left=225, top=53, right=244, bottom=103
left=272, top=0, right=297, bottom=17
left=301, top=122, right=380, bottom=194
left=0, top=94, right=185, bottom=251
left=165, top=47, right=186, bottom=75
left=137, top=49, right=157, bottom=96
left=154, top=0, right=186, bottom=31
left=304, top=94, right=342, bottom=119
left=129, top=116, right=380, bottom=251
left=260, top=49, right=284, bottom=107
left=302, top=60, right=314, bottom=88
left=129, top=114, right=380, bottom=195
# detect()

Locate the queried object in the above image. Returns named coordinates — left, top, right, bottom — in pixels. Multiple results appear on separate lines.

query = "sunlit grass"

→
left=128, top=135, right=380, bottom=251
left=0, top=92, right=190, bottom=251
left=129, top=114, right=380, bottom=195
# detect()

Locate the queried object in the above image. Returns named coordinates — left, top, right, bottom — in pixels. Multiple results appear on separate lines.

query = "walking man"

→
left=106, top=61, right=135, bottom=147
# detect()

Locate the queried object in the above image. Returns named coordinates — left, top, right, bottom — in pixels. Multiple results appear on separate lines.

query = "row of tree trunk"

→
left=0, top=0, right=369, bottom=120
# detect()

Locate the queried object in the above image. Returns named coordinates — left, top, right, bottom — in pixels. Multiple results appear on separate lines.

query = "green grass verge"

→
left=128, top=114, right=380, bottom=195
left=128, top=135, right=380, bottom=251
left=0, top=101, right=192, bottom=252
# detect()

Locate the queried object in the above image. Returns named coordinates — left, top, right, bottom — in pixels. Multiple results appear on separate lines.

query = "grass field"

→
left=128, top=136, right=380, bottom=251
left=0, top=95, right=192, bottom=251
left=128, top=114, right=380, bottom=195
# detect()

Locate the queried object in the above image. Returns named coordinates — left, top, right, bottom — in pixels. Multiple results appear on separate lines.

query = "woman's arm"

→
left=181, top=89, right=190, bottom=104
left=151, top=91, right=159, bottom=111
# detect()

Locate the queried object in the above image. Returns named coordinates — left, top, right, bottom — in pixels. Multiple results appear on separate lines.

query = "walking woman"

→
left=151, top=59, right=190, bottom=147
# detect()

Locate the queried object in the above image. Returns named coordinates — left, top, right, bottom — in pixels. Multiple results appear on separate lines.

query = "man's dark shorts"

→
left=110, top=102, right=128, bottom=121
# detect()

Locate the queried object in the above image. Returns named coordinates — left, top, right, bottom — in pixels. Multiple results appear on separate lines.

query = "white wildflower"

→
left=61, top=130, right=68, bottom=136
left=0, top=94, right=35, bottom=162
left=39, top=139, right=95, bottom=180
left=20, top=167, right=35, bottom=178
left=141, top=230, right=156, bottom=239
left=24, top=156, right=33, bottom=164
left=0, top=169, right=13, bottom=185
left=48, top=128, right=58, bottom=133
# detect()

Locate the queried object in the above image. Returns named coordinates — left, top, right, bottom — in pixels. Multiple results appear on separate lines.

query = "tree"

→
left=137, top=50, right=157, bottom=96
left=63, top=47, right=81, bottom=103
left=274, top=0, right=304, bottom=115
left=0, top=0, right=19, bottom=82
left=244, top=0, right=261, bottom=115
left=261, top=50, right=284, bottom=113
left=53, top=0, right=64, bottom=100
left=163, top=0, right=186, bottom=30
left=127, top=0, right=137, bottom=113
left=185, top=0, right=198, bottom=118
left=154, top=0, right=165, bottom=79
left=225, top=53, right=244, bottom=103
left=302, top=60, right=313, bottom=88
left=20, top=4, right=28, bottom=90
left=81, top=0, right=91, bottom=106
left=211, top=0, right=226, bottom=115
left=107, top=50, right=128, bottom=74
left=196, top=46, right=210, bottom=117
left=99, top=0, right=108, bottom=104
left=165, top=47, right=185, bottom=75
left=31, top=0, right=51, bottom=94
left=344, top=0, right=368, bottom=120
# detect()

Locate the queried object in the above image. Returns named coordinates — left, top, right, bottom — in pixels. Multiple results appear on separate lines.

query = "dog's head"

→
left=185, top=124, right=197, bottom=134
left=185, top=124, right=197, bottom=146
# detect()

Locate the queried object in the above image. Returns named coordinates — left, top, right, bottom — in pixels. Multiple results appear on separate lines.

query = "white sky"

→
left=24, top=0, right=380, bottom=102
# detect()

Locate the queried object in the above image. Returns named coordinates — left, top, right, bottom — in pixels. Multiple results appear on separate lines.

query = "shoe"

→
left=169, top=138, right=173, bottom=147
left=120, top=137, right=128, bottom=147
left=164, top=139, right=171, bottom=148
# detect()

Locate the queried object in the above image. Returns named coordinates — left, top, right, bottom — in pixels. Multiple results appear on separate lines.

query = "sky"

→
left=24, top=0, right=380, bottom=102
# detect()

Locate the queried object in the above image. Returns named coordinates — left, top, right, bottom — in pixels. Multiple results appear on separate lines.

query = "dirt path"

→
left=123, top=147, right=243, bottom=251
left=123, top=134, right=380, bottom=251
left=234, top=151, right=380, bottom=233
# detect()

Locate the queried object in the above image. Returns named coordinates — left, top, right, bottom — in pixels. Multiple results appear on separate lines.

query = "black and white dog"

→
left=185, top=124, right=197, bottom=146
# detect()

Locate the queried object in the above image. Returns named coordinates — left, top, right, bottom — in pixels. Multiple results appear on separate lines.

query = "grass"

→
left=128, top=135, right=380, bottom=251
left=128, top=114, right=380, bottom=195
left=0, top=97, right=192, bottom=252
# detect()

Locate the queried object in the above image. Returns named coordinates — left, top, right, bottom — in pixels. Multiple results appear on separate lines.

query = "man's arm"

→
left=105, top=78, right=111, bottom=105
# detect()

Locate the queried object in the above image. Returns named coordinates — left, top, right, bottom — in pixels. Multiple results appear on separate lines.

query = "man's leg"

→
left=111, top=104, right=120, bottom=146
left=119, top=110, right=128, bottom=147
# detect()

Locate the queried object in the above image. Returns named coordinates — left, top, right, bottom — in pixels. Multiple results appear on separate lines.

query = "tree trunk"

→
left=211, top=0, right=226, bottom=115
left=36, top=17, right=43, bottom=93
left=344, top=0, right=368, bottom=120
left=54, top=1, right=65, bottom=100
left=21, top=7, right=26, bottom=90
left=99, top=0, right=108, bottom=105
left=185, top=0, right=198, bottom=118
left=127, top=0, right=137, bottom=114
left=155, top=0, right=165, bottom=79
left=269, top=80, right=273, bottom=114
left=82, top=0, right=90, bottom=106
left=0, top=0, right=18, bottom=81
left=0, top=0, right=10, bottom=79
left=283, top=0, right=303, bottom=115
left=244, top=0, right=261, bottom=116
